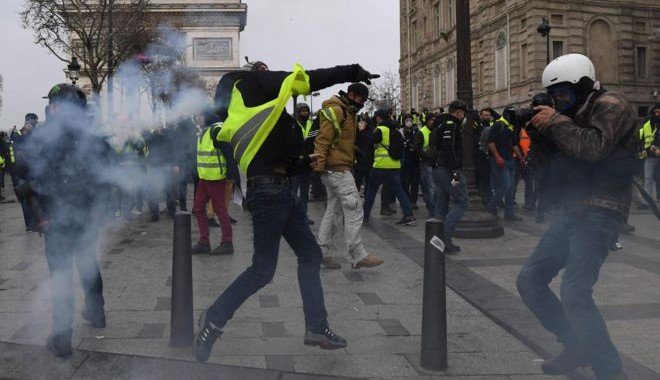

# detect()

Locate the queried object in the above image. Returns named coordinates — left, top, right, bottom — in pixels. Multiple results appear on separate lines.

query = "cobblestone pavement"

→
left=0, top=188, right=658, bottom=380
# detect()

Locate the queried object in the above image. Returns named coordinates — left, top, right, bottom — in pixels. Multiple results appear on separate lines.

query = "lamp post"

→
left=452, top=0, right=503, bottom=238
left=310, top=92, right=321, bottom=113
left=537, top=18, right=552, bottom=64
left=67, top=57, right=81, bottom=85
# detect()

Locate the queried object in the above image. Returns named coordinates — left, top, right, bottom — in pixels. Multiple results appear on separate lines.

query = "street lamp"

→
left=537, top=18, right=552, bottom=64
left=310, top=91, right=321, bottom=112
left=67, top=57, right=81, bottom=85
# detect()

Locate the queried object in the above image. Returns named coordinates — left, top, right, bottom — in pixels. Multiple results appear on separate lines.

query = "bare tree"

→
left=21, top=0, right=152, bottom=94
left=368, top=70, right=401, bottom=114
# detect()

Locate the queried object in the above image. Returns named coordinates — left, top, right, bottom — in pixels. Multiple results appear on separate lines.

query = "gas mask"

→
left=547, top=83, right=578, bottom=115
left=348, top=98, right=364, bottom=113
left=405, top=120, right=413, bottom=128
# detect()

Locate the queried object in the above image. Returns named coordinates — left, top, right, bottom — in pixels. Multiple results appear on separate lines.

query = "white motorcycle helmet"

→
left=542, top=53, right=596, bottom=89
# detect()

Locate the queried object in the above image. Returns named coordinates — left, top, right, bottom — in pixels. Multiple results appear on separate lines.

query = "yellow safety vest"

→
left=373, top=126, right=401, bottom=169
left=497, top=116, right=514, bottom=131
left=0, top=154, right=4, bottom=168
left=420, top=126, right=431, bottom=148
left=217, top=64, right=311, bottom=173
left=298, top=119, right=313, bottom=139
left=197, top=124, right=227, bottom=181
left=639, top=120, right=656, bottom=150
left=9, top=144, right=15, bottom=164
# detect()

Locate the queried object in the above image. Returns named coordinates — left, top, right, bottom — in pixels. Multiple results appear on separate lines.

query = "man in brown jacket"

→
left=516, top=54, right=636, bottom=380
left=314, top=83, right=384, bottom=270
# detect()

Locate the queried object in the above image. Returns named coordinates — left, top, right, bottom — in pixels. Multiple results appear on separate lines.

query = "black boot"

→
left=304, top=321, right=347, bottom=350
left=47, top=330, right=73, bottom=358
left=541, top=347, right=590, bottom=375
left=81, top=304, right=106, bottom=328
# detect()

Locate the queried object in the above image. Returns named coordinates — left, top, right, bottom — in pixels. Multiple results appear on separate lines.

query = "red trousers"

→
left=193, top=179, right=232, bottom=244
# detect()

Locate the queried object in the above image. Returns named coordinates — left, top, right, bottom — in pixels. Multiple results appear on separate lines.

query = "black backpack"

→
left=383, top=127, right=404, bottom=160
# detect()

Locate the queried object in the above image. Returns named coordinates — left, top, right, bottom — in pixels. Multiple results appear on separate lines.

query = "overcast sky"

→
left=0, top=0, right=399, bottom=130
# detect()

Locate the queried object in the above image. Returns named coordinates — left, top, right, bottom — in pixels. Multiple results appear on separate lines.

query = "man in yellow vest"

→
left=192, top=61, right=379, bottom=362
left=314, top=83, right=384, bottom=270
left=191, top=122, right=236, bottom=255
left=414, top=113, right=437, bottom=214
left=362, top=109, right=416, bottom=226
left=640, top=104, right=659, bottom=200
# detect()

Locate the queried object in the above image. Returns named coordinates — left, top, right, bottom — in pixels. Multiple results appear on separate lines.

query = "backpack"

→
left=383, top=127, right=404, bottom=160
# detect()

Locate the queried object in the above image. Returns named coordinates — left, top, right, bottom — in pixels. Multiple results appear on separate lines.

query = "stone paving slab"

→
left=2, top=189, right=659, bottom=379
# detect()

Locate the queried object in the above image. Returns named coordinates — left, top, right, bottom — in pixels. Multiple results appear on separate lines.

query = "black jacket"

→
left=430, top=114, right=463, bottom=170
left=223, top=64, right=369, bottom=178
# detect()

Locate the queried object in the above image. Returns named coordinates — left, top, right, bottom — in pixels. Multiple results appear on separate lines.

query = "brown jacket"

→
left=313, top=95, right=357, bottom=172
left=538, top=90, right=637, bottom=217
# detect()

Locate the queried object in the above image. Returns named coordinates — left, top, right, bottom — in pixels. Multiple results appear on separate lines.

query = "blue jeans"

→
left=487, top=157, right=515, bottom=215
left=363, top=168, right=413, bottom=219
left=290, top=172, right=311, bottom=216
left=516, top=207, right=622, bottom=376
left=432, top=167, right=468, bottom=238
left=420, top=163, right=436, bottom=214
left=207, top=182, right=327, bottom=329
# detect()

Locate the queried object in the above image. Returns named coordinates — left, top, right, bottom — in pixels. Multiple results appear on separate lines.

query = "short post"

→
left=170, top=212, right=193, bottom=347
left=421, top=219, right=448, bottom=371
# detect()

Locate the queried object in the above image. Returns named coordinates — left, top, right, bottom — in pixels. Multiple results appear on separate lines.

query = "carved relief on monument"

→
left=193, top=38, right=233, bottom=61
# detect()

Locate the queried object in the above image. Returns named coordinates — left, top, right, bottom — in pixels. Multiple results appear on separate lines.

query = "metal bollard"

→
left=170, top=212, right=193, bottom=347
left=420, top=219, right=448, bottom=371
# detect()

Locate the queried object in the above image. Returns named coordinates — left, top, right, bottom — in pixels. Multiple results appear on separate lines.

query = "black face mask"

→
left=348, top=98, right=364, bottom=113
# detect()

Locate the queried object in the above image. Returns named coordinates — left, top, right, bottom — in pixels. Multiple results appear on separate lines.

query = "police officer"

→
left=192, top=61, right=379, bottom=362
left=17, top=84, right=110, bottom=357
left=516, top=54, right=637, bottom=380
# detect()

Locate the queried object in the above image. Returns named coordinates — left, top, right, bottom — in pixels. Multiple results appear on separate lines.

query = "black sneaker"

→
left=304, top=321, right=347, bottom=350
left=191, top=243, right=211, bottom=255
left=444, top=240, right=461, bottom=254
left=307, top=219, right=314, bottom=225
left=208, top=218, right=220, bottom=228
left=229, top=216, right=237, bottom=225
left=395, top=216, right=416, bottom=226
left=81, top=305, right=106, bottom=328
left=149, top=214, right=159, bottom=223
left=192, top=311, right=222, bottom=363
left=212, top=241, right=234, bottom=255
left=541, top=347, right=590, bottom=375
left=47, top=331, right=73, bottom=358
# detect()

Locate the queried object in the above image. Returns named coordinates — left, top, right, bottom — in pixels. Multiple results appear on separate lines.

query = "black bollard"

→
left=421, top=219, right=448, bottom=371
left=170, top=212, right=193, bottom=347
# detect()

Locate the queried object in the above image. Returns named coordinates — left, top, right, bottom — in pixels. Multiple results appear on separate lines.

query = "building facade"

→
left=70, top=0, right=247, bottom=116
left=399, top=0, right=660, bottom=116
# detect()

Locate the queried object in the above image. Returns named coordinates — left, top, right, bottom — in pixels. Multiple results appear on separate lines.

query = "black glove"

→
left=355, top=66, right=380, bottom=85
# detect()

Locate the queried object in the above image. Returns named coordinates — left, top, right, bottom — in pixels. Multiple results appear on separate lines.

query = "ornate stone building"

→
left=399, top=0, right=660, bottom=116
left=147, top=0, right=247, bottom=88
left=70, top=0, right=247, bottom=115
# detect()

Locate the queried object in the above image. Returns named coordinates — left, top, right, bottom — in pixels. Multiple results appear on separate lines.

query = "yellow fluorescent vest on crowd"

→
left=217, top=64, right=311, bottom=173
left=639, top=120, right=656, bottom=150
left=197, top=124, right=227, bottom=181
left=298, top=119, right=313, bottom=139
left=373, top=126, right=401, bottom=169
left=497, top=116, right=514, bottom=131
left=420, top=126, right=431, bottom=148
